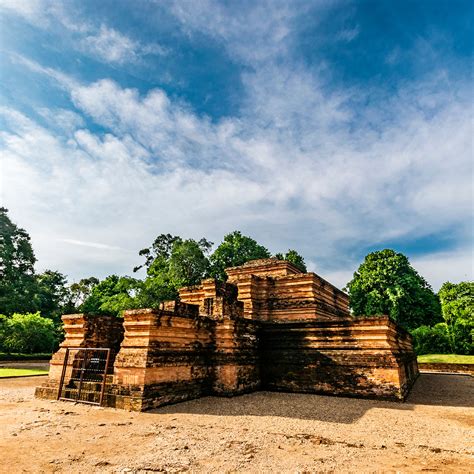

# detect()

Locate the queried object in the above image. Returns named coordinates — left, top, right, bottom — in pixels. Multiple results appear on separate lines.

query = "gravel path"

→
left=0, top=374, right=472, bottom=473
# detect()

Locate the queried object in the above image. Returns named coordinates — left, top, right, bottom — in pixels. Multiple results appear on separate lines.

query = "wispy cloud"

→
left=0, top=0, right=166, bottom=65
left=80, top=24, right=167, bottom=65
left=1, top=1, right=472, bottom=288
left=336, top=25, right=360, bottom=42
left=1, top=59, right=471, bottom=287
left=60, top=239, right=121, bottom=251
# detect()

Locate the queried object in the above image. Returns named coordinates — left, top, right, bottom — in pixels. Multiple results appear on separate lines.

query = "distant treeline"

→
left=0, top=207, right=472, bottom=355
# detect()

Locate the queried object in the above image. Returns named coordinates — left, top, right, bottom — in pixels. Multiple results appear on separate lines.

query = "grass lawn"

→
left=417, top=354, right=474, bottom=364
left=0, top=368, right=48, bottom=378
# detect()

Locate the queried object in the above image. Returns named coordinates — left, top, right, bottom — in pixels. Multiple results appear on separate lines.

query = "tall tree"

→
left=438, top=281, right=473, bottom=354
left=209, top=231, right=271, bottom=280
left=345, top=249, right=441, bottom=330
left=68, top=277, right=100, bottom=310
left=169, top=239, right=212, bottom=288
left=134, top=234, right=181, bottom=272
left=136, top=237, right=212, bottom=308
left=34, top=270, right=71, bottom=321
left=81, top=275, right=141, bottom=317
left=275, top=249, right=307, bottom=272
left=0, top=208, right=38, bottom=315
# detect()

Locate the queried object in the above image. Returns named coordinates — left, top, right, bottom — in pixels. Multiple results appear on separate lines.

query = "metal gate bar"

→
left=57, top=347, right=111, bottom=406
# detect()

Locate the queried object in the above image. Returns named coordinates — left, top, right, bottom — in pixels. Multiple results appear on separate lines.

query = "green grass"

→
left=0, top=352, right=52, bottom=361
left=0, top=368, right=48, bottom=378
left=417, top=354, right=474, bottom=364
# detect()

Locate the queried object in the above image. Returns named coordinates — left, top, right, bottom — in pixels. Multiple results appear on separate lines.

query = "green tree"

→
left=33, top=270, right=71, bottom=321
left=345, top=249, right=441, bottom=330
left=0, top=312, right=57, bottom=354
left=134, top=234, right=181, bottom=272
left=169, top=239, right=212, bottom=287
left=68, top=277, right=99, bottom=310
left=209, top=231, right=271, bottom=280
left=136, top=237, right=212, bottom=308
left=275, top=249, right=307, bottom=272
left=81, top=275, right=141, bottom=317
left=0, top=208, right=38, bottom=315
left=438, top=281, right=473, bottom=354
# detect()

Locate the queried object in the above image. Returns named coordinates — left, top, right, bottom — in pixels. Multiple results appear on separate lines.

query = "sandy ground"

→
left=0, top=374, right=473, bottom=473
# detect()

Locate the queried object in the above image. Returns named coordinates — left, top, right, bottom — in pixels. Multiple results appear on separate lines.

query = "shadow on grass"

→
left=152, top=374, right=473, bottom=424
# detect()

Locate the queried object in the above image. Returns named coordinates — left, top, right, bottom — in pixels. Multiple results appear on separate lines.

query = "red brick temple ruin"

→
left=36, top=259, right=419, bottom=410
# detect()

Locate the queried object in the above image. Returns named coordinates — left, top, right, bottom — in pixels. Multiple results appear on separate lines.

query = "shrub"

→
left=410, top=323, right=451, bottom=355
left=0, top=312, right=58, bottom=354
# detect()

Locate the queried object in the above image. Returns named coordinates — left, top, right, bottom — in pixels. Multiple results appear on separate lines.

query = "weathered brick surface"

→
left=260, top=317, right=418, bottom=400
left=35, top=314, right=124, bottom=400
left=109, top=305, right=215, bottom=410
left=213, top=318, right=261, bottom=395
left=184, top=258, right=350, bottom=322
left=36, top=259, right=419, bottom=410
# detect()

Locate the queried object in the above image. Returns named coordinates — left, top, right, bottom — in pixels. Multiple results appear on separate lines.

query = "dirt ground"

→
left=0, top=374, right=473, bottom=473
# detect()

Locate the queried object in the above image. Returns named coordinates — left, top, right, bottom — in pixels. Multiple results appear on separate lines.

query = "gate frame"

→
left=57, top=347, right=111, bottom=406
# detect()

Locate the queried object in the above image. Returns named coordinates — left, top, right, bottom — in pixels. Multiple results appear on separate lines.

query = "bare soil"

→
left=0, top=374, right=473, bottom=473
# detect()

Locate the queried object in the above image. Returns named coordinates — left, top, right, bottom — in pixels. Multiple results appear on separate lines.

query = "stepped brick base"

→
left=36, top=259, right=419, bottom=410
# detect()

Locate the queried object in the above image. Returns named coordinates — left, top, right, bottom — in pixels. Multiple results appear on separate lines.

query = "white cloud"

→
left=412, top=248, right=474, bottom=291
left=80, top=24, right=167, bottom=64
left=1, top=2, right=472, bottom=288
left=81, top=25, right=139, bottom=64
left=0, top=1, right=166, bottom=65
left=170, top=0, right=308, bottom=65
left=60, top=239, right=121, bottom=251
left=1, top=58, right=472, bottom=287
left=0, top=0, right=47, bottom=24
left=36, top=107, right=85, bottom=132
left=336, top=26, right=360, bottom=42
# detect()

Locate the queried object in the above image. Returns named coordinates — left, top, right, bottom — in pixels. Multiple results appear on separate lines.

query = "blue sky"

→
left=0, top=0, right=472, bottom=290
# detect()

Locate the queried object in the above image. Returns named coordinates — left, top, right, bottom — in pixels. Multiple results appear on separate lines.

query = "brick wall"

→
left=260, top=316, right=419, bottom=400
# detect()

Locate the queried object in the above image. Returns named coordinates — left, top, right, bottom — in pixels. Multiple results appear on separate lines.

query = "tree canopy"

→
left=2, top=206, right=471, bottom=358
left=132, top=235, right=213, bottom=310
left=69, top=277, right=100, bottom=309
left=275, top=249, right=307, bottom=272
left=33, top=270, right=71, bottom=322
left=0, top=207, right=38, bottom=315
left=438, top=281, right=473, bottom=354
left=345, top=249, right=441, bottom=330
left=209, top=231, right=271, bottom=280
left=81, top=275, right=141, bottom=316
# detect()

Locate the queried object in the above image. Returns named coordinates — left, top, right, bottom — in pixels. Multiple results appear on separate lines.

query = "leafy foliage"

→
left=81, top=275, right=141, bottom=317
left=345, top=249, right=441, bottom=330
left=134, top=234, right=181, bottom=272
left=410, top=323, right=451, bottom=355
left=34, top=270, right=71, bottom=322
left=438, top=281, right=473, bottom=354
left=135, top=237, right=212, bottom=308
left=275, top=249, right=307, bottom=272
left=0, top=312, right=58, bottom=354
left=69, top=277, right=99, bottom=309
left=209, top=231, right=271, bottom=280
left=0, top=208, right=38, bottom=315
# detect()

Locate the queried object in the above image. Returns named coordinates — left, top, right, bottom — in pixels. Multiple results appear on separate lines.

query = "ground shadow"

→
left=151, top=374, right=473, bottom=424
